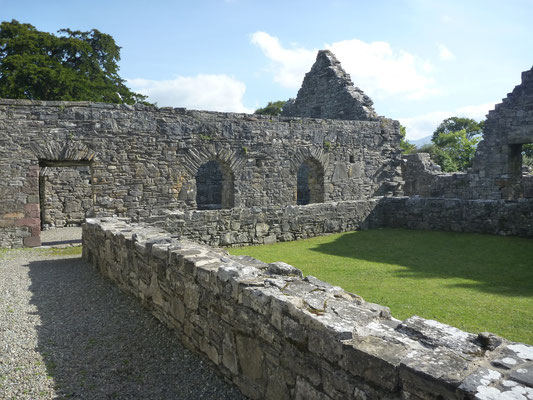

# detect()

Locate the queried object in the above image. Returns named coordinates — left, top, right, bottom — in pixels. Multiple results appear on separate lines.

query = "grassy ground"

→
left=0, top=246, right=82, bottom=259
left=229, top=228, right=533, bottom=344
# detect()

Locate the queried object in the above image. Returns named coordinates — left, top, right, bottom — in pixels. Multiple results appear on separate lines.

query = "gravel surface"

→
left=40, top=227, right=82, bottom=247
left=0, top=248, right=247, bottom=399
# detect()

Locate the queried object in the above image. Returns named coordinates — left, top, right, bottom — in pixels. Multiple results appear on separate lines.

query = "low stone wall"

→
left=379, top=197, right=533, bottom=237
left=142, top=197, right=533, bottom=248
left=83, top=218, right=533, bottom=400
left=143, top=200, right=380, bottom=247
left=403, top=154, right=533, bottom=200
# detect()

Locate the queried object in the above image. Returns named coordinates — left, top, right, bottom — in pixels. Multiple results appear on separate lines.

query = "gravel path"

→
left=0, top=248, right=247, bottom=399
left=40, top=227, right=82, bottom=247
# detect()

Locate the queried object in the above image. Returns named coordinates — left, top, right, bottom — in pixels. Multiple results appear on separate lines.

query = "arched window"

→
left=297, top=158, right=324, bottom=205
left=196, top=160, right=234, bottom=209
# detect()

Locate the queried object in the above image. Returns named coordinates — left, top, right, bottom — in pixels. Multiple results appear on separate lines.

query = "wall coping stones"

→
left=83, top=217, right=533, bottom=399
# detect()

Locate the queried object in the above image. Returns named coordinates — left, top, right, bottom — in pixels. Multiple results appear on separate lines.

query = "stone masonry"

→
left=2, top=48, right=533, bottom=400
left=0, top=52, right=406, bottom=247
left=0, top=101, right=402, bottom=247
left=404, top=65, right=533, bottom=200
left=39, top=165, right=93, bottom=228
left=283, top=50, right=378, bottom=121
left=83, top=218, right=533, bottom=400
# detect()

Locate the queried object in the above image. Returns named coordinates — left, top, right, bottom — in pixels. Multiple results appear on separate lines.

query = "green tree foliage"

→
left=399, top=125, right=416, bottom=154
left=432, top=117, right=484, bottom=141
left=254, top=100, right=286, bottom=116
left=523, top=144, right=533, bottom=168
left=422, top=129, right=480, bottom=172
left=418, top=117, right=484, bottom=172
left=0, top=20, right=147, bottom=104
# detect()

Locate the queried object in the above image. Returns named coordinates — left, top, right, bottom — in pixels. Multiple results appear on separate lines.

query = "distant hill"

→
left=409, top=135, right=432, bottom=148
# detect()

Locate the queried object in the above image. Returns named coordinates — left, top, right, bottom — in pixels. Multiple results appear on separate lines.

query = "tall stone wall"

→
left=0, top=99, right=403, bottom=248
left=472, top=67, right=533, bottom=199
left=404, top=65, right=533, bottom=201
left=83, top=218, right=533, bottom=400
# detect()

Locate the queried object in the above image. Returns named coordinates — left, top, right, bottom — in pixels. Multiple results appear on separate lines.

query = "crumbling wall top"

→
left=282, top=50, right=378, bottom=121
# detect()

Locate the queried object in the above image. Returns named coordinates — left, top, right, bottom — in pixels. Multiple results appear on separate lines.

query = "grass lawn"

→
left=228, top=228, right=533, bottom=344
left=0, top=246, right=82, bottom=259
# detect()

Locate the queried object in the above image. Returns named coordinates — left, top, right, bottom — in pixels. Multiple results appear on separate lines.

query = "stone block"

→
left=23, top=235, right=41, bottom=247
left=236, top=334, right=264, bottom=381
left=15, top=217, right=40, bottom=228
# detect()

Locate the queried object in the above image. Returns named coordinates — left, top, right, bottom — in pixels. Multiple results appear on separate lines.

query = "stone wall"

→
left=282, top=50, right=378, bottom=121
left=143, top=200, right=380, bottom=247
left=142, top=197, right=533, bottom=247
left=39, top=165, right=93, bottom=228
left=0, top=99, right=403, bottom=248
left=83, top=218, right=533, bottom=400
left=378, top=197, right=533, bottom=237
left=471, top=67, right=533, bottom=199
left=403, top=65, right=533, bottom=201
left=402, top=153, right=473, bottom=198
left=403, top=153, right=533, bottom=200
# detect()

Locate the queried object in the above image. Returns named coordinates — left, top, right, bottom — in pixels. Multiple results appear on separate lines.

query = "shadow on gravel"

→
left=27, top=256, right=246, bottom=400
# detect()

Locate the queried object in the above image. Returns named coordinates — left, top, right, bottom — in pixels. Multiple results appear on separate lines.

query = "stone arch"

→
left=290, top=147, right=329, bottom=205
left=30, top=140, right=98, bottom=163
left=182, top=144, right=244, bottom=209
left=297, top=158, right=325, bottom=205
left=195, top=159, right=235, bottom=209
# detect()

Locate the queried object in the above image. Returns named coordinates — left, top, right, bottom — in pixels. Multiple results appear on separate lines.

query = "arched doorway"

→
left=196, top=160, right=234, bottom=209
left=297, top=158, right=324, bottom=205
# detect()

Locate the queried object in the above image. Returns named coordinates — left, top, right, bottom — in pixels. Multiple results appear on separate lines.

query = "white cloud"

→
left=250, top=32, right=438, bottom=100
left=127, top=74, right=253, bottom=113
left=399, top=102, right=496, bottom=140
left=438, top=44, right=455, bottom=61
left=250, top=31, right=315, bottom=88
left=327, top=39, right=438, bottom=100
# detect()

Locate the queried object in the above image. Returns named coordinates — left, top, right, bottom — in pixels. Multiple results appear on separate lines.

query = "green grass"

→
left=0, top=246, right=82, bottom=259
left=229, top=228, right=533, bottom=344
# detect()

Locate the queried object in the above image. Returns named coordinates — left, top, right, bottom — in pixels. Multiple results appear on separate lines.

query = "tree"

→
left=0, top=20, right=147, bottom=104
left=523, top=144, right=533, bottom=168
left=399, top=125, right=416, bottom=154
left=431, top=129, right=480, bottom=172
left=254, top=100, right=285, bottom=116
left=432, top=117, right=484, bottom=141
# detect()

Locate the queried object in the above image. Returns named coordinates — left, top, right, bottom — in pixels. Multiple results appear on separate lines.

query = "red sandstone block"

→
left=31, top=225, right=41, bottom=236
left=16, top=218, right=40, bottom=228
left=24, top=236, right=41, bottom=247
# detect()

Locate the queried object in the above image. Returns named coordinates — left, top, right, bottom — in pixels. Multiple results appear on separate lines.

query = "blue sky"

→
left=2, top=0, right=533, bottom=139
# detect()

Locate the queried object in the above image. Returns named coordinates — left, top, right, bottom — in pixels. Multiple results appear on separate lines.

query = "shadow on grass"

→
left=309, top=228, right=533, bottom=298
left=27, top=256, right=245, bottom=399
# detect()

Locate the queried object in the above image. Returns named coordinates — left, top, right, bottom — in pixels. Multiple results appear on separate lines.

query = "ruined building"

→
left=0, top=50, right=532, bottom=247
left=1, top=50, right=533, bottom=399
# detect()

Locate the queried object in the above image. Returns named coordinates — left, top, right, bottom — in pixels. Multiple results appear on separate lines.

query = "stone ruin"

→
left=1, top=50, right=533, bottom=398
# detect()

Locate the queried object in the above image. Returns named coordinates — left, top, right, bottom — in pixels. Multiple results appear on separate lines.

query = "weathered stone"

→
left=267, top=261, right=303, bottom=277
left=236, top=334, right=264, bottom=381
left=510, top=362, right=533, bottom=388
left=81, top=218, right=533, bottom=400
left=283, top=50, right=378, bottom=121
